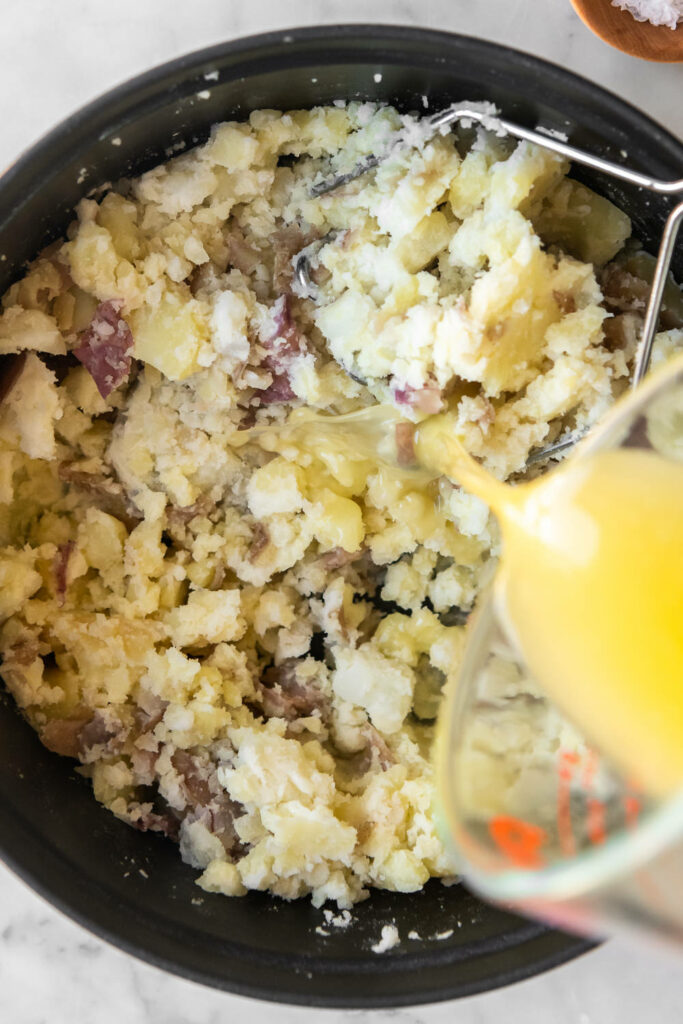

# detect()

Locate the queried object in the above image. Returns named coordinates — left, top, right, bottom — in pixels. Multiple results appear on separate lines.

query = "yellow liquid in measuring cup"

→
left=416, top=419, right=683, bottom=799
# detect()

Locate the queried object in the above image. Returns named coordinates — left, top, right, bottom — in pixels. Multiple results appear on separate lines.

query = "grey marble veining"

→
left=0, top=1, right=682, bottom=1021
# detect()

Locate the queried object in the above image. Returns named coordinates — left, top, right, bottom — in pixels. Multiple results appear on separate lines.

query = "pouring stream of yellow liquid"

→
left=415, top=416, right=683, bottom=799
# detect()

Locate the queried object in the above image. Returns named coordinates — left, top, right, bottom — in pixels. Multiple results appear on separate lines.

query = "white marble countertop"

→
left=0, top=1, right=682, bottom=1021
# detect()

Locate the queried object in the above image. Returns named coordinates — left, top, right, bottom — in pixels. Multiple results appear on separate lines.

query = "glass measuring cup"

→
left=435, top=354, right=683, bottom=948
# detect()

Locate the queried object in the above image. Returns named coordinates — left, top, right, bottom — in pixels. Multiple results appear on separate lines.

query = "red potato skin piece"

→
left=165, top=494, right=215, bottom=527
left=258, top=659, right=329, bottom=722
left=170, top=750, right=245, bottom=855
left=365, top=726, right=395, bottom=771
left=257, top=375, right=296, bottom=405
left=237, top=406, right=258, bottom=431
left=171, top=749, right=213, bottom=807
left=40, top=709, right=123, bottom=759
left=342, top=726, right=396, bottom=776
left=54, top=540, right=75, bottom=606
left=393, top=384, right=443, bottom=415
left=320, top=546, right=364, bottom=569
left=227, top=229, right=261, bottom=276
left=58, top=462, right=142, bottom=531
left=73, top=299, right=133, bottom=399
left=394, top=422, right=416, bottom=466
left=132, top=807, right=180, bottom=841
left=258, top=295, right=305, bottom=405
left=79, top=712, right=122, bottom=751
left=40, top=715, right=90, bottom=758
left=207, top=796, right=245, bottom=856
left=249, top=522, right=270, bottom=561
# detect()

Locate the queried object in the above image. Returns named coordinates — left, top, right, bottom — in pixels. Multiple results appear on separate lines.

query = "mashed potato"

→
left=0, top=103, right=679, bottom=908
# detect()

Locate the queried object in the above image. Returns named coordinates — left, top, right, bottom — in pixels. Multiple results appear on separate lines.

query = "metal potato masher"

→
left=294, top=105, right=683, bottom=465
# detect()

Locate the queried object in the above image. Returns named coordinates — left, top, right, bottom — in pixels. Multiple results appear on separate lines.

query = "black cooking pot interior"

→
left=0, top=25, right=680, bottom=1008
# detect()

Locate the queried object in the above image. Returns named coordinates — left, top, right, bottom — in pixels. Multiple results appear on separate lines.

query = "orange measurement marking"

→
left=558, top=749, right=580, bottom=779
left=624, top=793, right=642, bottom=829
left=489, top=815, right=548, bottom=869
left=557, top=749, right=579, bottom=856
left=581, top=749, right=599, bottom=789
left=587, top=798, right=607, bottom=845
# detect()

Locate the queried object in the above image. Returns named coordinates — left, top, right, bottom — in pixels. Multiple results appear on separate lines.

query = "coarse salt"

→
left=612, top=0, right=683, bottom=28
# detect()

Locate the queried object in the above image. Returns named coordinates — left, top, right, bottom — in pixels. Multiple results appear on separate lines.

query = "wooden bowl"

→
left=571, top=0, right=683, bottom=62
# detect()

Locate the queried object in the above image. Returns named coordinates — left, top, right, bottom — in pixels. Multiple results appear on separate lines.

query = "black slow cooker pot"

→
left=0, top=25, right=681, bottom=1008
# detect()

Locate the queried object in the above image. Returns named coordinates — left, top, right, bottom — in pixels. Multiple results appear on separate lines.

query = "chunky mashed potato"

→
left=0, top=104, right=680, bottom=908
